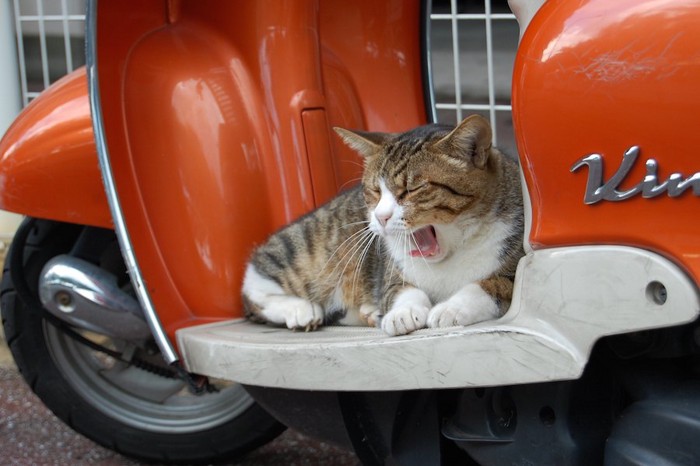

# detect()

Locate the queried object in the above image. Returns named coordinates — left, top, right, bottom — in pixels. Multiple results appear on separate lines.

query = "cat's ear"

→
left=436, top=115, right=493, bottom=169
left=333, top=127, right=388, bottom=158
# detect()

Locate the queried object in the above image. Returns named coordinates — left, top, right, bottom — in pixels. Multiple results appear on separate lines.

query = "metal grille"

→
left=429, top=0, right=519, bottom=155
left=13, top=0, right=86, bottom=106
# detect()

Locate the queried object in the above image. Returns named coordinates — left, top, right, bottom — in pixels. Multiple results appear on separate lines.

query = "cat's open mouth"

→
left=410, top=225, right=440, bottom=258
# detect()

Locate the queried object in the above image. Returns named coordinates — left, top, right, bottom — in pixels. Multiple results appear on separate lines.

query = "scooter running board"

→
left=177, top=246, right=700, bottom=391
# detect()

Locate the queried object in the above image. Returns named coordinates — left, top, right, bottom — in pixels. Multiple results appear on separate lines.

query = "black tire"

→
left=1, top=218, right=285, bottom=464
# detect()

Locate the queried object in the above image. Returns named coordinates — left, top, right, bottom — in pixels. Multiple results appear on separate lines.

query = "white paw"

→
left=359, top=304, right=381, bottom=327
left=261, top=297, right=324, bottom=331
left=427, top=283, right=499, bottom=328
left=381, top=288, right=431, bottom=336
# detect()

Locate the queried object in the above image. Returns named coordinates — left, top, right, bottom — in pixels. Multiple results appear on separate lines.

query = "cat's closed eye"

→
left=425, top=181, right=473, bottom=199
left=407, top=182, right=428, bottom=192
left=395, top=189, right=409, bottom=201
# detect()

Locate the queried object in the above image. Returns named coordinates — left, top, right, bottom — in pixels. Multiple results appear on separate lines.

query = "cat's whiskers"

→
left=386, top=231, right=403, bottom=281
left=335, top=229, right=375, bottom=299
left=402, top=231, right=411, bottom=288
left=342, top=159, right=365, bottom=170
left=323, top=232, right=372, bottom=307
left=339, top=220, right=371, bottom=229
left=407, top=230, right=431, bottom=289
left=409, top=230, right=431, bottom=268
left=338, top=176, right=363, bottom=191
left=350, top=232, right=376, bottom=302
left=321, top=226, right=373, bottom=279
left=400, top=231, right=409, bottom=279
left=329, top=228, right=375, bottom=280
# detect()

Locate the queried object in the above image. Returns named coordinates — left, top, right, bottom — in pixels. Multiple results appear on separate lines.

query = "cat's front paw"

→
left=261, top=297, right=324, bottom=331
left=381, top=288, right=431, bottom=336
left=359, top=304, right=381, bottom=327
left=427, top=283, right=499, bottom=328
left=286, top=300, right=324, bottom=331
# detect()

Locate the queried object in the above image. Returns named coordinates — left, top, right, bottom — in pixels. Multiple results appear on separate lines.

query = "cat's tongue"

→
left=410, top=226, right=439, bottom=258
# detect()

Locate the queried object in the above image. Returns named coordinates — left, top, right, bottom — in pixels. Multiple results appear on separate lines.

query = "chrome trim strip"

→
left=85, top=0, right=178, bottom=363
left=422, top=0, right=438, bottom=123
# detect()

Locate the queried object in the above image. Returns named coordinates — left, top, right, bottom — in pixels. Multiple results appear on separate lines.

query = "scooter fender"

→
left=92, top=0, right=427, bottom=342
left=0, top=68, right=111, bottom=228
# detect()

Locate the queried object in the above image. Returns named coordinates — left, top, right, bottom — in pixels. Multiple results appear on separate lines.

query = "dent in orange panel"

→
left=0, top=68, right=110, bottom=228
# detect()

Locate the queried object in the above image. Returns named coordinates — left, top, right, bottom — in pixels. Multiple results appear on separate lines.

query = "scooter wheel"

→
left=1, top=218, right=285, bottom=464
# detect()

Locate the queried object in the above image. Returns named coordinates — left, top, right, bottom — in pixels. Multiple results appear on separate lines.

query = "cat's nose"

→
left=375, top=211, right=392, bottom=227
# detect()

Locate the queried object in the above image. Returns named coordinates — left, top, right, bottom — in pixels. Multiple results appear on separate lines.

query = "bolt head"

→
left=54, top=291, right=74, bottom=312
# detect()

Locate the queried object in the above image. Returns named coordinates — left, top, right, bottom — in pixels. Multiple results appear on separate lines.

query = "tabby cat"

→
left=242, top=115, right=524, bottom=336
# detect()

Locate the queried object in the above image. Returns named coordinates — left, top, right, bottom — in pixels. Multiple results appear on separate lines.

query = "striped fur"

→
left=242, top=115, right=524, bottom=335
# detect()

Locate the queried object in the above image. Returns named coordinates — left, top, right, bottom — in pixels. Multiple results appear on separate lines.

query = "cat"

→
left=242, top=115, right=524, bottom=336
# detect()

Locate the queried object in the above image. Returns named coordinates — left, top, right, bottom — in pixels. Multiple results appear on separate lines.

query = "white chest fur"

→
left=390, top=219, right=512, bottom=304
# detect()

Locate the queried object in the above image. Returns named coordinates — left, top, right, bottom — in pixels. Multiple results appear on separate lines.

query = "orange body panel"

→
left=513, top=0, right=700, bottom=284
left=0, top=68, right=111, bottom=228
left=94, top=0, right=427, bottom=339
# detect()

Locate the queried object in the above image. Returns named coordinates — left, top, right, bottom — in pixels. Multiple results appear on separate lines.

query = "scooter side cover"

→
left=513, top=0, right=700, bottom=284
left=0, top=68, right=111, bottom=228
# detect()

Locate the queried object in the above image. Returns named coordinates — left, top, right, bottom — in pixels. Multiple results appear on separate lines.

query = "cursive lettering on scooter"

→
left=570, top=146, right=700, bottom=204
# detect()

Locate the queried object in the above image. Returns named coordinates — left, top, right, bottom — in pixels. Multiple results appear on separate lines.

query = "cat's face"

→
left=336, top=115, right=495, bottom=262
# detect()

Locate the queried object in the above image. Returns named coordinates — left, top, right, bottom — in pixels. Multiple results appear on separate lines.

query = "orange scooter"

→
left=1, top=0, right=699, bottom=464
